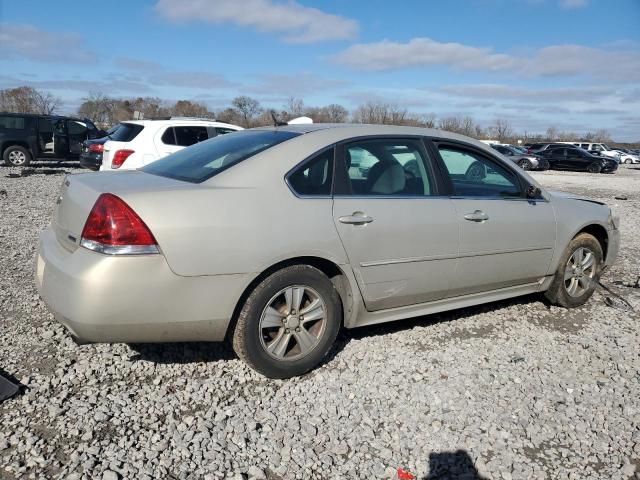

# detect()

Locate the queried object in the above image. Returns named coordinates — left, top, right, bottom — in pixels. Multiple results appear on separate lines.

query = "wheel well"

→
left=578, top=224, right=608, bottom=260
left=224, top=256, right=354, bottom=340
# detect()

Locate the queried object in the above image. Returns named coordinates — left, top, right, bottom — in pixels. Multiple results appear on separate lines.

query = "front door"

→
left=435, top=143, right=556, bottom=296
left=332, top=137, right=459, bottom=311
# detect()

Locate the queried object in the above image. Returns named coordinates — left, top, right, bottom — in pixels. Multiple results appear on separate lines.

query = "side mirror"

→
left=526, top=185, right=542, bottom=199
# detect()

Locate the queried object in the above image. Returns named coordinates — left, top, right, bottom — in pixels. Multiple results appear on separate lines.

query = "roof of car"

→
left=122, top=119, right=241, bottom=129
left=253, top=122, right=477, bottom=141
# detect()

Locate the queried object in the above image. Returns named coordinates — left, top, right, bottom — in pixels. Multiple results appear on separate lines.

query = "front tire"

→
left=232, top=265, right=342, bottom=378
left=518, top=159, right=532, bottom=170
left=3, top=145, right=31, bottom=167
left=544, top=233, right=603, bottom=308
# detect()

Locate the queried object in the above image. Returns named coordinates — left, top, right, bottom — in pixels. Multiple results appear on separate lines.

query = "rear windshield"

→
left=142, top=130, right=300, bottom=183
left=109, top=123, right=144, bottom=142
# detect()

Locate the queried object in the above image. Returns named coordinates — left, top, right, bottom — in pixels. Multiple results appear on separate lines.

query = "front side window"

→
left=288, top=148, right=333, bottom=196
left=438, top=146, right=521, bottom=198
left=343, top=139, right=435, bottom=196
left=216, top=127, right=236, bottom=135
left=142, top=130, right=300, bottom=183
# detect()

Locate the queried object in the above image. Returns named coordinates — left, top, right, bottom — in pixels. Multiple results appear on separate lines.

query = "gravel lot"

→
left=1, top=162, right=639, bottom=480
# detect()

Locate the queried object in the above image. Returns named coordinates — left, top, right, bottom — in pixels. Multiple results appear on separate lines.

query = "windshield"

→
left=142, top=129, right=300, bottom=183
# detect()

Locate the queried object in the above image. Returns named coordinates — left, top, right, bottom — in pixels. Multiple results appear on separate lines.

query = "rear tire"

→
left=624, top=158, right=632, bottom=164
left=232, top=265, right=342, bottom=378
left=544, top=233, right=603, bottom=308
left=3, top=146, right=31, bottom=167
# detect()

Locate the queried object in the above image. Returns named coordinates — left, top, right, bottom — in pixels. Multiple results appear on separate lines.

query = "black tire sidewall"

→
left=588, top=163, right=601, bottom=173
left=234, top=265, right=342, bottom=378
left=519, top=159, right=531, bottom=170
left=3, top=146, right=31, bottom=167
left=546, top=233, right=603, bottom=308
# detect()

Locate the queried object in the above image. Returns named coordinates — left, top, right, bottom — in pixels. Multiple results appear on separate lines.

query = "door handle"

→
left=339, top=212, right=374, bottom=225
left=464, top=210, right=489, bottom=222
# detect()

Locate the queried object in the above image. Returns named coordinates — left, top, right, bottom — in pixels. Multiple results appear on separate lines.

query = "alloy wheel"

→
left=563, top=247, right=596, bottom=297
left=8, top=150, right=26, bottom=166
left=259, top=285, right=327, bottom=361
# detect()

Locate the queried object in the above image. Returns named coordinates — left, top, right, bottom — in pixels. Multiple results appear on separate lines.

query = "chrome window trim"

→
left=80, top=238, right=160, bottom=255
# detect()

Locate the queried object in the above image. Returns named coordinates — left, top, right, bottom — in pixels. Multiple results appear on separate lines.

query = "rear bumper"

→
left=79, top=153, right=101, bottom=171
left=35, top=227, right=254, bottom=344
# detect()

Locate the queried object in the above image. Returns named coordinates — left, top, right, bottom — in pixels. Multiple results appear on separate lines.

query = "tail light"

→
left=88, top=143, right=104, bottom=154
left=111, top=149, right=134, bottom=169
left=80, top=193, right=159, bottom=255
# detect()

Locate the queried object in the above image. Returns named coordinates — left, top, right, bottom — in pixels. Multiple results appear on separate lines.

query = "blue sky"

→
left=1, top=0, right=639, bottom=140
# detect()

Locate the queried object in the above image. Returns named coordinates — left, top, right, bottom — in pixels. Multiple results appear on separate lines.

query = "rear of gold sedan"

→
left=35, top=178, right=252, bottom=345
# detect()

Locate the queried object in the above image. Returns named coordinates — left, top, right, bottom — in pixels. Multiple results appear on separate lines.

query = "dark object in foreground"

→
left=0, top=373, right=19, bottom=402
left=614, top=195, right=628, bottom=200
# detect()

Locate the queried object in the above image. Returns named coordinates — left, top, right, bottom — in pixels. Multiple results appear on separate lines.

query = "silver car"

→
left=36, top=124, right=620, bottom=378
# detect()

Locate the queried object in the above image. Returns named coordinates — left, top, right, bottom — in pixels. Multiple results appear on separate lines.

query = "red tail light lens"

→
left=88, top=143, right=104, bottom=154
left=111, top=149, right=134, bottom=169
left=80, top=193, right=158, bottom=255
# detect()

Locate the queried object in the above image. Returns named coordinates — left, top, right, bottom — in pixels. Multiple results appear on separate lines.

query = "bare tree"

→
left=171, top=100, right=212, bottom=118
left=491, top=119, right=514, bottom=143
left=0, top=86, right=61, bottom=114
left=284, top=96, right=305, bottom=119
left=232, top=96, right=263, bottom=127
left=545, top=126, right=559, bottom=141
left=438, top=116, right=463, bottom=133
left=319, top=104, right=349, bottom=123
left=216, top=107, right=243, bottom=125
left=352, top=102, right=408, bottom=125
left=78, top=92, right=117, bottom=126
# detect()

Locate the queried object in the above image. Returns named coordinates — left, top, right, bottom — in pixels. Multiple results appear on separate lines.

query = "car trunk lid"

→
left=52, top=171, right=195, bottom=253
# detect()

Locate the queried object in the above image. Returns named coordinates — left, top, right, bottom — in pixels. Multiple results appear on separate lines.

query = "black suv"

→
left=0, top=113, right=105, bottom=166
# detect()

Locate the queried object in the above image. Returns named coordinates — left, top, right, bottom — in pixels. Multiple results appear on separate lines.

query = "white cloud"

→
left=114, top=57, right=235, bottom=89
left=333, top=38, right=640, bottom=80
left=438, top=84, right=618, bottom=102
left=559, top=0, right=589, bottom=9
left=0, top=23, right=96, bottom=64
left=155, top=0, right=358, bottom=43
left=333, top=38, right=517, bottom=72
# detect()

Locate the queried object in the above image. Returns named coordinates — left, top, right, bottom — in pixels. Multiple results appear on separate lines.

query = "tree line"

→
left=0, top=85, right=622, bottom=145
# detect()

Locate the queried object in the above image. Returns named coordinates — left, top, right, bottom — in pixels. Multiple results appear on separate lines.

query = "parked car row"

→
left=0, top=112, right=105, bottom=166
left=490, top=142, right=619, bottom=173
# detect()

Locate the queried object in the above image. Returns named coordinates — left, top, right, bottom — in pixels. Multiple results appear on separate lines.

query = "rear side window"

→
left=438, top=146, right=521, bottom=198
left=288, top=148, right=334, bottom=196
left=0, top=116, right=25, bottom=129
left=142, top=130, right=300, bottom=183
left=109, top=123, right=144, bottom=142
left=161, top=127, right=177, bottom=145
left=174, top=126, right=208, bottom=146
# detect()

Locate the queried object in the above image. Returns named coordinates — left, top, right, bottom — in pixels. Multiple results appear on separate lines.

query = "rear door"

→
left=433, top=142, right=556, bottom=296
left=332, top=137, right=459, bottom=311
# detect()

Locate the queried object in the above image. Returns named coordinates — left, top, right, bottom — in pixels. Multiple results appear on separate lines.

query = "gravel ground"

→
left=1, top=162, right=639, bottom=480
